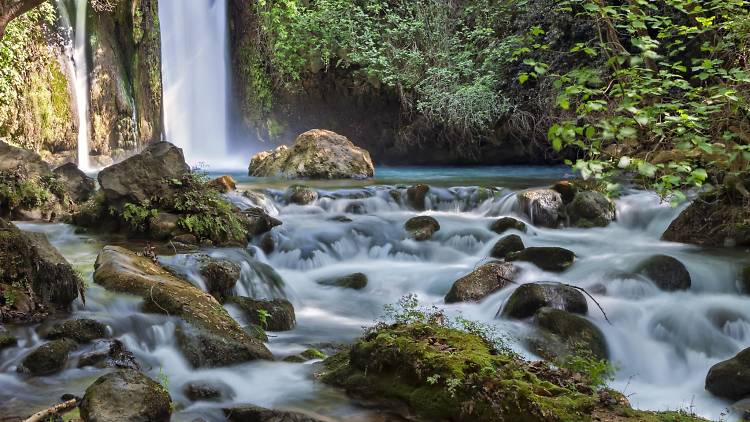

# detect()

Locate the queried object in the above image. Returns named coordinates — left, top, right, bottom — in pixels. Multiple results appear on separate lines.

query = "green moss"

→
left=237, top=40, right=273, bottom=124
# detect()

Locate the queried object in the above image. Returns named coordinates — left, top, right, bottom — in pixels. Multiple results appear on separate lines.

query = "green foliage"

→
left=256, top=308, right=270, bottom=329
left=0, top=168, right=64, bottom=213
left=555, top=350, right=615, bottom=390
left=120, top=200, right=158, bottom=232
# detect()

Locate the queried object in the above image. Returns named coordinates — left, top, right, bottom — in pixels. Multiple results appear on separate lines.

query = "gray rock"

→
left=706, top=347, right=750, bottom=401
left=445, top=262, right=518, bottom=303
left=407, top=184, right=430, bottom=210
left=533, top=307, right=608, bottom=360
left=175, top=324, right=268, bottom=368
left=505, top=247, right=576, bottom=272
left=517, top=189, right=564, bottom=228
left=148, top=212, right=180, bottom=240
left=502, top=282, right=588, bottom=319
left=489, top=217, right=527, bottom=234
left=567, top=191, right=616, bottom=228
left=243, top=207, right=282, bottom=236
left=404, top=216, right=440, bottom=241
left=199, top=258, right=241, bottom=301
left=77, top=339, right=140, bottom=370
left=318, top=273, right=368, bottom=290
left=229, top=296, right=296, bottom=332
left=286, top=186, right=318, bottom=205
left=490, top=234, right=525, bottom=259
left=635, top=255, right=691, bottom=291
left=183, top=380, right=235, bottom=402
left=18, top=338, right=78, bottom=375
left=80, top=369, right=171, bottom=422
left=53, top=162, right=96, bottom=203
left=43, top=319, right=108, bottom=343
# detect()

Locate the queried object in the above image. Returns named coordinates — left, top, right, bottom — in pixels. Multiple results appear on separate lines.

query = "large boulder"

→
left=517, top=189, right=564, bottom=228
left=445, top=262, right=518, bottom=303
left=706, top=348, right=750, bottom=401
left=0, top=219, right=81, bottom=320
left=199, top=257, right=241, bottom=301
left=43, top=319, right=108, bottom=343
left=0, top=141, right=52, bottom=177
left=505, top=247, right=576, bottom=272
left=229, top=296, right=296, bottom=332
left=18, top=338, right=78, bottom=375
left=635, top=255, right=691, bottom=291
left=97, top=141, right=190, bottom=205
left=490, top=234, right=525, bottom=259
left=93, top=246, right=272, bottom=362
left=404, top=216, right=440, bottom=241
left=53, top=162, right=96, bottom=203
left=80, top=369, right=171, bottom=422
left=533, top=307, right=608, bottom=360
left=224, top=405, right=325, bottom=422
left=502, top=283, right=588, bottom=319
left=175, top=324, right=267, bottom=368
left=248, top=129, right=375, bottom=179
left=566, top=191, right=616, bottom=228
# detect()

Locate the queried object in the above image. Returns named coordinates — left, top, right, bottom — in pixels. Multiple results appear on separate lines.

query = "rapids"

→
left=1, top=167, right=748, bottom=421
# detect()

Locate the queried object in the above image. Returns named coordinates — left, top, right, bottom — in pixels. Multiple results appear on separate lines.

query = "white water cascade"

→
left=159, top=0, right=235, bottom=169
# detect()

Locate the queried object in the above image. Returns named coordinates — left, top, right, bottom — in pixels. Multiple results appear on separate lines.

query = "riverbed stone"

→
left=318, top=273, right=368, bottom=290
left=287, top=186, right=319, bottom=205
left=199, top=257, right=241, bottom=301
left=78, top=339, right=140, bottom=370
left=148, top=212, right=180, bottom=240
left=490, top=234, right=525, bottom=259
left=635, top=255, right=691, bottom=291
left=229, top=296, right=296, bottom=332
left=404, top=216, right=440, bottom=241
left=175, top=324, right=266, bottom=368
left=18, top=338, right=78, bottom=375
left=224, top=405, right=325, bottom=422
left=94, top=246, right=272, bottom=361
left=445, top=262, right=518, bottom=303
left=490, top=217, right=527, bottom=234
left=209, top=175, right=237, bottom=193
left=706, top=347, right=750, bottom=401
left=53, top=162, right=96, bottom=203
left=505, top=247, right=576, bottom=272
left=248, top=129, right=374, bottom=179
left=407, top=184, right=430, bottom=210
left=502, top=282, right=588, bottom=319
left=184, top=380, right=234, bottom=402
left=80, top=369, right=171, bottom=422
left=566, top=191, right=616, bottom=228
left=517, top=189, right=564, bottom=228
left=243, top=207, right=283, bottom=236
left=533, top=307, right=608, bottom=360
left=551, top=181, right=577, bottom=204
left=43, top=318, right=108, bottom=343
left=0, top=328, right=16, bottom=351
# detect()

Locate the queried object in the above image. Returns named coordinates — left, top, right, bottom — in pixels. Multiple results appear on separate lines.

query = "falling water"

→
left=72, top=0, right=89, bottom=170
left=159, top=0, right=235, bottom=169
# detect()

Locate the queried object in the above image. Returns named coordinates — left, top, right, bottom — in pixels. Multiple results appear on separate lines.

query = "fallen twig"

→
left=23, top=398, right=77, bottom=422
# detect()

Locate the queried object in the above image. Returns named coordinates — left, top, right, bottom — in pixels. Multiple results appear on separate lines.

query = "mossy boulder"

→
left=229, top=296, right=296, bottom=332
left=407, top=184, right=430, bottom=210
left=224, top=405, right=324, bottom=422
left=635, top=255, right=691, bottom=291
left=284, top=348, right=327, bottom=363
left=18, top=338, right=78, bottom=375
left=506, top=246, right=576, bottom=272
left=404, top=216, right=440, bottom=241
left=517, top=189, right=564, bottom=228
left=318, top=272, right=368, bottom=290
left=93, top=246, right=272, bottom=361
left=199, top=257, right=241, bottom=301
left=445, top=262, right=518, bottom=303
left=248, top=129, right=375, bottom=179
left=80, top=369, right=171, bottom=422
left=175, top=324, right=267, bottom=368
left=533, top=307, right=608, bottom=360
left=53, top=162, right=96, bottom=203
left=502, top=283, right=588, bottom=319
left=489, top=216, right=527, bottom=234
left=566, top=191, right=616, bottom=228
left=286, top=186, right=319, bottom=205
left=490, top=234, right=525, bottom=259
left=43, top=318, right=108, bottom=343
left=706, top=347, right=750, bottom=401
left=0, top=328, right=16, bottom=351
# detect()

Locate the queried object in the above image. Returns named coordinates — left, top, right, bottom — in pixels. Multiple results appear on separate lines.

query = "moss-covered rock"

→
left=318, top=272, right=368, bottom=290
left=490, top=216, right=527, bottom=234
left=445, top=262, right=518, bottom=303
left=183, top=380, right=235, bottom=402
left=404, top=216, right=440, bottom=241
left=175, top=324, right=267, bottom=368
left=533, top=307, right=608, bottom=360
left=199, top=257, right=241, bottom=301
left=286, top=185, right=319, bottom=205
left=229, top=296, right=296, bottom=332
left=283, top=348, right=327, bottom=363
left=0, top=328, right=17, bottom=351
left=93, top=246, right=272, bottom=362
left=53, top=163, right=95, bottom=203
left=223, top=405, right=324, bottom=422
left=506, top=246, right=576, bottom=272
left=80, top=369, right=171, bottom=422
left=490, top=234, right=525, bottom=259
left=18, top=338, right=78, bottom=375
left=635, top=255, right=691, bottom=291
left=502, top=283, right=588, bottom=319
left=43, top=318, right=108, bottom=343
left=566, top=191, right=616, bottom=228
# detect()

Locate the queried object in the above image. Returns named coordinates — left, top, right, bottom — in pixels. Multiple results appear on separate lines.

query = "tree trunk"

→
left=0, top=0, right=46, bottom=39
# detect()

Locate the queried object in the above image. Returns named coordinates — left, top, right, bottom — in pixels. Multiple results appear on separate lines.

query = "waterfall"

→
left=159, top=0, right=233, bottom=169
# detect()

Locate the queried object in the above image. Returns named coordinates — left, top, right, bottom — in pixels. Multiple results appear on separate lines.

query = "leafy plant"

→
left=256, top=308, right=270, bottom=330
left=121, top=200, right=158, bottom=232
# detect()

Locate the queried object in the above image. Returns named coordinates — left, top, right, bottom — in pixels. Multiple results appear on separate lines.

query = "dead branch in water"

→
left=23, top=398, right=77, bottom=422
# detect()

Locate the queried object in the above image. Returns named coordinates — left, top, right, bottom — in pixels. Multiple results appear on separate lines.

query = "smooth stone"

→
left=445, top=262, right=518, bottom=303
left=505, top=246, right=576, bottom=272
left=490, top=234, right=525, bottom=259
left=635, top=255, right=691, bottom=291
left=502, top=282, right=588, bottom=319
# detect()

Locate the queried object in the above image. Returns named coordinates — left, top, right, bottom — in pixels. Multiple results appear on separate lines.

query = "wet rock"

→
left=533, top=307, right=608, bottom=360
left=80, top=369, right=171, bottom=422
left=502, top=283, right=588, bottom=319
left=0, top=219, right=81, bottom=318
left=635, top=255, right=691, bottom=291
left=229, top=296, right=296, bottom=332
left=490, top=234, right=525, bottom=259
left=567, top=191, right=616, bottom=228
left=148, top=212, right=180, bottom=240
left=706, top=347, right=750, bottom=401
left=407, top=184, right=430, bottom=210
left=404, top=216, right=440, bottom=241
left=78, top=339, right=140, bottom=370
left=328, top=215, right=352, bottom=223
left=505, top=247, right=576, bottom=272
left=318, top=273, right=368, bottom=290
left=344, top=201, right=366, bottom=214
left=199, top=258, right=241, bottom=301
left=286, top=186, right=318, bottom=205
left=53, top=162, right=96, bottom=203
left=97, top=141, right=190, bottom=206
left=248, top=129, right=374, bottom=179
left=0, top=328, right=16, bottom=351
left=0, top=140, right=52, bottom=179
left=18, top=338, right=78, bottom=375
left=490, top=217, right=527, bottom=234
left=517, top=189, right=564, bottom=228
left=283, top=348, right=327, bottom=363
left=224, top=405, right=325, bottom=422
left=43, top=319, right=108, bottom=343
left=173, top=233, right=199, bottom=245
left=184, top=380, right=235, bottom=402
left=176, top=324, right=267, bottom=368
left=742, top=265, right=750, bottom=294
left=209, top=175, right=237, bottom=193
left=445, top=262, right=518, bottom=303
left=260, top=232, right=276, bottom=254
left=94, top=246, right=272, bottom=361
left=551, top=181, right=577, bottom=204
left=243, top=207, right=282, bottom=236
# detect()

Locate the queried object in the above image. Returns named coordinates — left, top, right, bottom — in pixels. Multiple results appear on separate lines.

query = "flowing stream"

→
left=1, top=167, right=749, bottom=421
